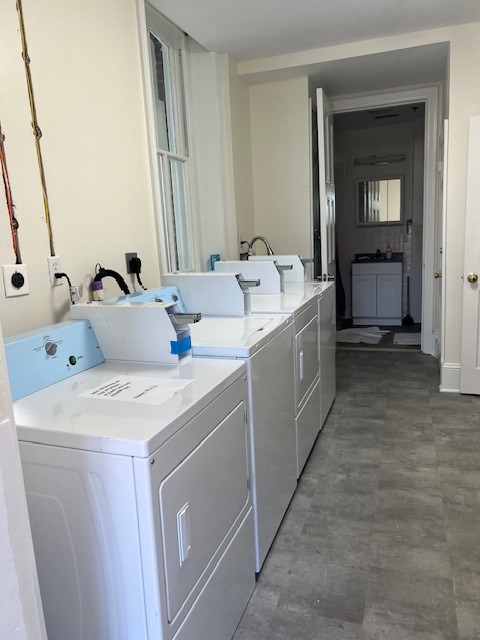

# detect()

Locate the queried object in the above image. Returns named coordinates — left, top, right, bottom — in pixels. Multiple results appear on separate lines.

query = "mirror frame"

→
left=356, top=176, right=404, bottom=227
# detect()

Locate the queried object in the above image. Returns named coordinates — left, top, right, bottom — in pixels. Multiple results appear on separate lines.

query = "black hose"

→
left=93, top=268, right=130, bottom=295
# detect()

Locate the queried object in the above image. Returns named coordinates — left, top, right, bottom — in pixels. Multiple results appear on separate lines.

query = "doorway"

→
left=334, top=102, right=425, bottom=351
left=315, top=86, right=439, bottom=356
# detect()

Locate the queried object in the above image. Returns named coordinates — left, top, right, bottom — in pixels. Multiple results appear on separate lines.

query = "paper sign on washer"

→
left=81, top=375, right=193, bottom=405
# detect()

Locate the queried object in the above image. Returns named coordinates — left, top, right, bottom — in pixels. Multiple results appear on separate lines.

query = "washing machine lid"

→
left=13, top=358, right=245, bottom=457
left=250, top=289, right=318, bottom=317
left=284, top=282, right=324, bottom=295
left=189, top=314, right=291, bottom=358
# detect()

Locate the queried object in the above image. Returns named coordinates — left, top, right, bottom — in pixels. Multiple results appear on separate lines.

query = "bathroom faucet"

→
left=249, top=236, right=275, bottom=256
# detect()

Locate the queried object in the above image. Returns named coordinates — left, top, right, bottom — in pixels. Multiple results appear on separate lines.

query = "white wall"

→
left=249, top=76, right=312, bottom=258
left=238, top=22, right=480, bottom=366
left=335, top=120, right=424, bottom=321
left=229, top=58, right=256, bottom=246
left=187, top=47, right=238, bottom=269
left=0, top=0, right=160, bottom=337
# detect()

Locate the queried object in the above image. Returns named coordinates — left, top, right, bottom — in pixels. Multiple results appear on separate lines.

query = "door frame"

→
left=331, top=86, right=440, bottom=356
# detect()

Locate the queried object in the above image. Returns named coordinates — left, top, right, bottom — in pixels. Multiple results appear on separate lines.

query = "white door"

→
left=316, top=89, right=335, bottom=281
left=460, top=116, right=480, bottom=394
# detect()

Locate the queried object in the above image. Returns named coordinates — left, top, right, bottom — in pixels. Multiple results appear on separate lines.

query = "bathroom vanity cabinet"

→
left=352, top=262, right=402, bottom=326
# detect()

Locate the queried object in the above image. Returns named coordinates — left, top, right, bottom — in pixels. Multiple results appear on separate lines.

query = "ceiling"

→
left=150, top=0, right=480, bottom=62
left=334, top=103, right=425, bottom=133
left=239, top=43, right=449, bottom=95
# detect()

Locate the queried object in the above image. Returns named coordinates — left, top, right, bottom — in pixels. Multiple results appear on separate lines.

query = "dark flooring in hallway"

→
left=233, top=350, right=480, bottom=640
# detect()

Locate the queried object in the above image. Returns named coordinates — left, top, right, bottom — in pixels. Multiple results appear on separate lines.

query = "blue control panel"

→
left=5, top=320, right=105, bottom=401
left=111, top=286, right=186, bottom=311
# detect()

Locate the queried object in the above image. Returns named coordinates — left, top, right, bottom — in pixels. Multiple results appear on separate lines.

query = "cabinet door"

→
left=377, top=275, right=402, bottom=318
left=352, top=275, right=377, bottom=317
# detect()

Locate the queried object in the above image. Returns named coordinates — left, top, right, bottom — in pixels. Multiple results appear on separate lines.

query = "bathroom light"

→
left=354, top=153, right=406, bottom=166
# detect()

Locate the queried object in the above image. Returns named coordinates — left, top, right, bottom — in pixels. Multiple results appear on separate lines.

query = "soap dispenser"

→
left=386, top=243, right=392, bottom=260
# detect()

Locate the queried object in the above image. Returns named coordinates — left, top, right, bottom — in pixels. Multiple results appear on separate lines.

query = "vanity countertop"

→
left=351, top=252, right=404, bottom=264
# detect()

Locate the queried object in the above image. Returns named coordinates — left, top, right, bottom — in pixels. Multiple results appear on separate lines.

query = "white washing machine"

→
left=5, top=320, right=255, bottom=640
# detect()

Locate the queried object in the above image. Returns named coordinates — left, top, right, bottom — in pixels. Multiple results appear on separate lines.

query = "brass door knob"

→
left=434, top=272, right=442, bottom=279
left=467, top=272, right=478, bottom=283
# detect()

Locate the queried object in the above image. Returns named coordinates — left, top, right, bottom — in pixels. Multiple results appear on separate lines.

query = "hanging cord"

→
left=16, top=0, right=55, bottom=257
left=0, top=123, right=22, bottom=264
left=129, top=256, right=147, bottom=290
left=93, top=265, right=131, bottom=295
left=55, top=272, right=83, bottom=305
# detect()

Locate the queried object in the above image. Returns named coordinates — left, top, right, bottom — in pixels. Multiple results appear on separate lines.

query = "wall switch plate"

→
left=3, top=264, right=29, bottom=297
left=48, top=256, right=63, bottom=286
left=125, top=252, right=137, bottom=274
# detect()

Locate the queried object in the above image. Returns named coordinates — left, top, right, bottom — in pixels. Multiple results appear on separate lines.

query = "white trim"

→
left=440, top=362, right=460, bottom=393
left=332, top=86, right=440, bottom=356
left=440, top=119, right=448, bottom=363
left=308, top=98, right=314, bottom=277
left=216, top=54, right=239, bottom=260
left=135, top=0, right=169, bottom=275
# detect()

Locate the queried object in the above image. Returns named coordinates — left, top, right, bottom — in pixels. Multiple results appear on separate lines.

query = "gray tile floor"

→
left=233, top=350, right=480, bottom=640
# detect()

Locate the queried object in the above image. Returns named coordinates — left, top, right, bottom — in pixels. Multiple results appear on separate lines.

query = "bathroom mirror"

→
left=357, top=177, right=403, bottom=226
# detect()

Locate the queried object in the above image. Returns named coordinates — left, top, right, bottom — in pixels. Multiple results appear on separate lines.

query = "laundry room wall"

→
left=249, top=76, right=313, bottom=259
left=237, top=21, right=480, bottom=372
left=228, top=58, right=256, bottom=246
left=0, top=0, right=160, bottom=337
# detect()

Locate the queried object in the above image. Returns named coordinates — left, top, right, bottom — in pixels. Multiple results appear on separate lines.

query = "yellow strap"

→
left=16, top=0, right=55, bottom=256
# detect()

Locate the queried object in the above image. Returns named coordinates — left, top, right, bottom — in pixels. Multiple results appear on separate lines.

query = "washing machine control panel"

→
left=5, top=320, right=104, bottom=401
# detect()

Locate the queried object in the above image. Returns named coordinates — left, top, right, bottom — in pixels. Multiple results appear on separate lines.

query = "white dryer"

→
left=249, top=289, right=321, bottom=478
left=5, top=320, right=255, bottom=640
left=186, top=314, right=296, bottom=572
left=92, top=281, right=297, bottom=574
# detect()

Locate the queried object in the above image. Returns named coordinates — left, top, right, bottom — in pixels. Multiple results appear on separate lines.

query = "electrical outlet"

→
left=2, top=264, right=29, bottom=297
left=125, top=252, right=137, bottom=274
left=48, top=256, right=63, bottom=286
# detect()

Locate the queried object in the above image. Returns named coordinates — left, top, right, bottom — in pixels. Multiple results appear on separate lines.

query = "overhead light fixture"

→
left=354, top=153, right=406, bottom=167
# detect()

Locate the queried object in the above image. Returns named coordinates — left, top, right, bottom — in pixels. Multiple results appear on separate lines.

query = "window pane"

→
left=169, top=159, right=191, bottom=270
left=158, top=157, right=191, bottom=271
left=149, top=32, right=176, bottom=153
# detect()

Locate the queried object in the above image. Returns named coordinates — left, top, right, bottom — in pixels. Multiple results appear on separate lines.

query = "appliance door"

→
left=133, top=375, right=252, bottom=640
left=248, top=322, right=296, bottom=570
left=296, top=378, right=321, bottom=477
left=159, top=401, right=249, bottom=622
left=294, top=302, right=319, bottom=411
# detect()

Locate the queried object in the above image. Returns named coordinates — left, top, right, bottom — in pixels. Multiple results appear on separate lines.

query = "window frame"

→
left=141, top=2, right=199, bottom=273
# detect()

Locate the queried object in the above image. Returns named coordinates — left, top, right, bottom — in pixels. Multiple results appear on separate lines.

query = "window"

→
left=145, top=4, right=195, bottom=272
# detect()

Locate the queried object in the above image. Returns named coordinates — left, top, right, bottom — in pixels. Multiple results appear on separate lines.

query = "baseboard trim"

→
left=440, top=362, right=460, bottom=393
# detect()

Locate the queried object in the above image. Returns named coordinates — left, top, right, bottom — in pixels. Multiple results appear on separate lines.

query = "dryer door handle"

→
left=177, top=502, right=192, bottom=566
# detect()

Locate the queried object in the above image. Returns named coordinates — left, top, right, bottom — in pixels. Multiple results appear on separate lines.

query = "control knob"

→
left=44, top=341, right=57, bottom=356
